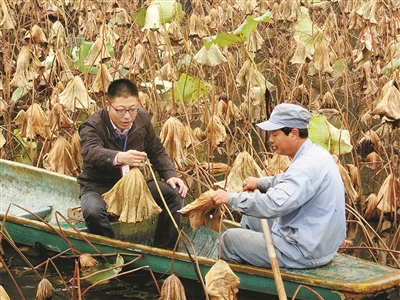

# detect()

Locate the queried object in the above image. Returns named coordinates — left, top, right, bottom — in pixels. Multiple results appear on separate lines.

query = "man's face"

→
left=107, top=96, right=140, bottom=131
left=268, top=129, right=298, bottom=158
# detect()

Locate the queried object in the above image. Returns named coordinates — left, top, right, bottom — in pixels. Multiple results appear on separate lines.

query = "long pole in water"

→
left=260, top=219, right=287, bottom=300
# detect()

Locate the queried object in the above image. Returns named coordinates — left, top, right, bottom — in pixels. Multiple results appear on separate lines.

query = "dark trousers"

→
left=80, top=180, right=184, bottom=249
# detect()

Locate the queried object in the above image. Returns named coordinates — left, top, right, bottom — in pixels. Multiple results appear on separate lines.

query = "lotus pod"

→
left=313, top=40, right=333, bottom=74
left=85, top=38, right=111, bottom=66
left=365, top=152, right=384, bottom=169
left=371, top=80, right=400, bottom=122
left=10, top=46, right=42, bottom=88
left=205, top=115, right=226, bottom=149
left=91, top=64, right=113, bottom=93
left=178, top=190, right=224, bottom=231
left=24, top=24, right=47, bottom=44
left=0, top=285, right=10, bottom=300
left=216, top=151, right=265, bottom=193
left=70, top=130, right=83, bottom=170
left=159, top=274, right=187, bottom=300
left=43, top=136, right=79, bottom=176
left=332, top=154, right=358, bottom=203
left=36, top=278, right=53, bottom=300
left=194, top=44, right=227, bottom=67
left=102, top=168, right=162, bottom=223
left=79, top=253, right=98, bottom=269
left=0, top=0, right=14, bottom=30
left=205, top=259, right=240, bottom=300
left=59, top=76, right=94, bottom=112
left=46, top=103, right=73, bottom=131
left=159, top=117, right=187, bottom=169
left=364, top=193, right=379, bottom=220
left=376, top=174, right=400, bottom=213
left=25, top=103, right=50, bottom=140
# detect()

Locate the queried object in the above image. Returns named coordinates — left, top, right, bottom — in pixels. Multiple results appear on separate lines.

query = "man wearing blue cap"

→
left=211, top=103, right=346, bottom=269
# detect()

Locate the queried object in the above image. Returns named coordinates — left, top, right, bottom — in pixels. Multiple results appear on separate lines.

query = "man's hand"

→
left=242, top=176, right=258, bottom=192
left=211, top=189, right=228, bottom=205
left=166, top=177, right=188, bottom=197
left=117, top=150, right=147, bottom=167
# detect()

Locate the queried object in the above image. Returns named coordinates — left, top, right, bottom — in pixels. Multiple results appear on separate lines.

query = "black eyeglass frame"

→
left=108, top=102, right=139, bottom=116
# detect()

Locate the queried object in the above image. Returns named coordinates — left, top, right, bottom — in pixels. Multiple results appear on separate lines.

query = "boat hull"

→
left=1, top=159, right=400, bottom=299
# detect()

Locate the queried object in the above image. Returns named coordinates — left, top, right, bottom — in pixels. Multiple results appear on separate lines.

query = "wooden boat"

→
left=1, top=159, right=399, bottom=300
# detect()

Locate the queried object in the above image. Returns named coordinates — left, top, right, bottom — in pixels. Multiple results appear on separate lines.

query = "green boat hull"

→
left=1, top=159, right=399, bottom=299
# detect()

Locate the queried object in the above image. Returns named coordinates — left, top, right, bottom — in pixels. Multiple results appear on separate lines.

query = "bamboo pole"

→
left=260, top=219, right=287, bottom=300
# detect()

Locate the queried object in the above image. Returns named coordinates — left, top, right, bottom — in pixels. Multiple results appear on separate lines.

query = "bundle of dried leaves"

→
left=102, top=168, right=162, bottom=223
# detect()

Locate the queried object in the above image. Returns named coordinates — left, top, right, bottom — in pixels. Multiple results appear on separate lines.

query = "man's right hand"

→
left=242, top=176, right=258, bottom=191
left=117, top=150, right=147, bottom=167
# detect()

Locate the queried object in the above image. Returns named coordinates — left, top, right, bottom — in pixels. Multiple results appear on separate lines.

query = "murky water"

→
left=1, top=241, right=270, bottom=299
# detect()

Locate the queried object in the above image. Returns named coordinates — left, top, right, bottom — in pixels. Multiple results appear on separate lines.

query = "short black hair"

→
left=281, top=127, right=308, bottom=138
left=107, top=78, right=139, bottom=103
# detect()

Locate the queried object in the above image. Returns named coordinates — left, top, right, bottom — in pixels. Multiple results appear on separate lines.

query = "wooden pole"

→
left=260, top=219, right=287, bottom=300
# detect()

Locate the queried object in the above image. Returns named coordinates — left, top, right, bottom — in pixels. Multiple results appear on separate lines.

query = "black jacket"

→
left=77, top=108, right=178, bottom=196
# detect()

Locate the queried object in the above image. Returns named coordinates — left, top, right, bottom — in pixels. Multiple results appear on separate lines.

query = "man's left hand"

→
left=166, top=177, right=188, bottom=197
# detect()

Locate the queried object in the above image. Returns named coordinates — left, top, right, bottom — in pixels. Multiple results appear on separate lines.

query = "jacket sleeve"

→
left=79, top=118, right=120, bottom=168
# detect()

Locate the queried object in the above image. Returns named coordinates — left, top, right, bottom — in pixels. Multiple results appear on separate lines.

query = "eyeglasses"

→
left=109, top=103, right=139, bottom=116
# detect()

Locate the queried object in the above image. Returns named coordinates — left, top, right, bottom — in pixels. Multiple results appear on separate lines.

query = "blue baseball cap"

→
left=256, top=103, right=311, bottom=131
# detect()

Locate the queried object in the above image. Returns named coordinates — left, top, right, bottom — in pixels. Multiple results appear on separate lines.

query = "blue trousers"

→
left=80, top=180, right=183, bottom=249
left=220, top=215, right=307, bottom=268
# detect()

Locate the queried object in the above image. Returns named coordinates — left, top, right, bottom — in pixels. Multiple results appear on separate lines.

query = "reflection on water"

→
left=1, top=241, right=271, bottom=299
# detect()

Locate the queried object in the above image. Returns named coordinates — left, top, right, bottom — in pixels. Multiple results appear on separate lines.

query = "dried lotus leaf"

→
left=159, top=117, right=187, bottom=169
left=178, top=190, right=224, bottom=231
left=91, top=64, right=113, bottom=93
left=46, top=103, right=73, bottom=131
left=376, top=174, right=400, bottom=214
left=266, top=153, right=291, bottom=175
left=333, top=154, right=358, bottom=202
left=59, top=76, right=94, bottom=112
left=79, top=253, right=98, bottom=269
left=0, top=0, right=14, bottom=30
left=102, top=168, right=162, bottom=223
left=36, top=278, right=53, bottom=300
left=159, top=274, right=187, bottom=300
left=193, top=44, right=227, bottom=67
left=215, top=151, right=265, bottom=193
left=364, top=193, right=379, bottom=220
left=0, top=130, right=5, bottom=148
left=0, top=285, right=10, bottom=300
left=371, top=80, right=400, bottom=122
left=43, top=136, right=79, bottom=176
left=13, top=110, right=27, bottom=137
left=25, top=103, right=50, bottom=140
left=364, top=152, right=383, bottom=169
left=70, top=130, right=83, bottom=170
left=10, top=46, right=42, bottom=88
left=25, top=24, right=47, bottom=44
left=85, top=38, right=111, bottom=66
left=313, top=40, right=333, bottom=74
left=205, top=259, right=240, bottom=300
left=205, top=116, right=226, bottom=149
